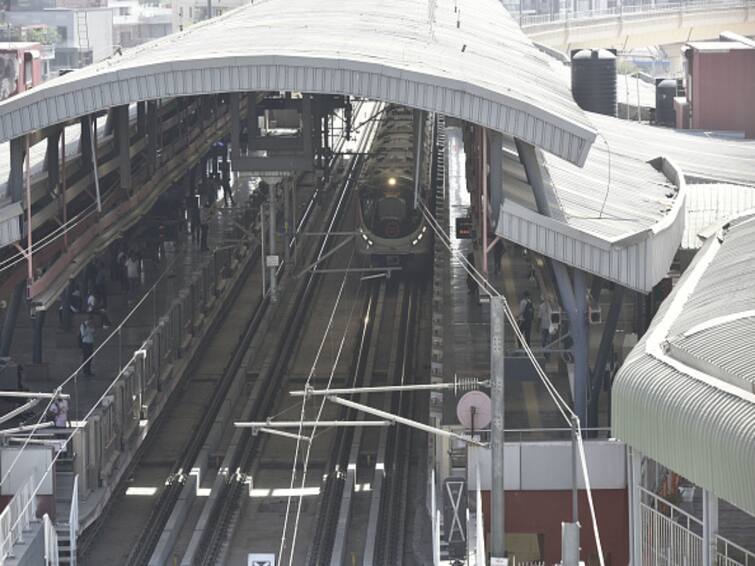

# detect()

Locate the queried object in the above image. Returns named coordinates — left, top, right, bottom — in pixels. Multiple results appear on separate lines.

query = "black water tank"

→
left=571, top=49, right=617, bottom=116
left=655, top=78, right=677, bottom=126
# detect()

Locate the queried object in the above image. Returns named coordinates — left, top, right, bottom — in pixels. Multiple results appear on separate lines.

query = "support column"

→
left=46, top=130, right=60, bottom=195
left=490, top=297, right=506, bottom=561
left=481, top=128, right=489, bottom=276
left=268, top=184, right=277, bottom=303
left=488, top=131, right=504, bottom=229
left=61, top=281, right=73, bottom=332
left=0, top=281, right=25, bottom=357
left=627, top=448, right=643, bottom=566
left=230, top=93, right=241, bottom=160
left=9, top=137, right=25, bottom=202
left=31, top=311, right=45, bottom=364
left=283, top=178, right=291, bottom=263
left=137, top=101, right=146, bottom=137
left=703, top=489, right=719, bottom=566
left=147, top=101, right=158, bottom=175
left=573, top=270, right=588, bottom=425
left=516, top=139, right=590, bottom=425
left=115, top=105, right=132, bottom=194
left=588, top=284, right=625, bottom=427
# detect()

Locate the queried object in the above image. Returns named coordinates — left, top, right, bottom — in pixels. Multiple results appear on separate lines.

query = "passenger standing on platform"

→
left=200, top=203, right=211, bottom=252
left=79, top=316, right=96, bottom=377
left=492, top=239, right=504, bottom=275
left=86, top=292, right=111, bottom=329
left=538, top=301, right=551, bottom=360
left=70, top=284, right=83, bottom=313
left=117, top=249, right=129, bottom=291
left=517, top=290, right=534, bottom=347
left=49, top=397, right=69, bottom=428
left=125, top=252, right=139, bottom=292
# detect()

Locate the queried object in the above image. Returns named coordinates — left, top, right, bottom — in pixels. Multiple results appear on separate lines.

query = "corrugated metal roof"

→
left=683, top=183, right=755, bottom=249
left=495, top=133, right=684, bottom=292
left=588, top=113, right=755, bottom=186
left=0, top=0, right=596, bottom=165
left=612, top=213, right=755, bottom=515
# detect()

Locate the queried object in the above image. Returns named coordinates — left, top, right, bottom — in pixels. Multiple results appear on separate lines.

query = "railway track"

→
left=79, top=101, right=371, bottom=566
left=187, top=103, right=383, bottom=565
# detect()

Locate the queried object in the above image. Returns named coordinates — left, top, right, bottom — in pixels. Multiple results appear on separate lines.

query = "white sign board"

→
left=490, top=558, right=508, bottom=566
left=248, top=553, right=275, bottom=566
left=265, top=255, right=280, bottom=267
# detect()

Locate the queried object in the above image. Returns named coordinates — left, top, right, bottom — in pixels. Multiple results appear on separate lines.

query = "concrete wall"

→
left=480, top=488, right=630, bottom=564
left=690, top=48, right=755, bottom=138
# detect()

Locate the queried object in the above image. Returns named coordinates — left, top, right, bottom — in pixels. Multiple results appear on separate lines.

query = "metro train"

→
left=355, top=104, right=433, bottom=271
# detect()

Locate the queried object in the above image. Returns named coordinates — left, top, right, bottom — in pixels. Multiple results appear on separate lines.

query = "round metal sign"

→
left=456, top=390, right=492, bottom=430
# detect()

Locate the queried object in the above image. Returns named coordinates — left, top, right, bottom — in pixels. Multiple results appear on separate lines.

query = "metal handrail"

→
left=0, top=472, right=38, bottom=561
left=69, top=475, right=79, bottom=563
left=518, top=0, right=754, bottom=28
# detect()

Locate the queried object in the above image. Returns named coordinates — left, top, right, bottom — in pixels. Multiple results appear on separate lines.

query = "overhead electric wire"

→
left=418, top=200, right=606, bottom=566
left=277, top=248, right=358, bottom=562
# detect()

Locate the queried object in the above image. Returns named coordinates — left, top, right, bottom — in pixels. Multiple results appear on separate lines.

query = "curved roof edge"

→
left=495, top=156, right=686, bottom=293
left=0, top=58, right=595, bottom=165
left=612, top=211, right=755, bottom=515
left=0, top=0, right=597, bottom=165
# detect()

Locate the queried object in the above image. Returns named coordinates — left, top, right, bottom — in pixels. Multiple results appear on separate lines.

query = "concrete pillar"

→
left=137, top=101, right=146, bottom=137
left=516, top=139, right=590, bottom=425
left=147, top=101, right=158, bottom=174
left=0, top=281, right=25, bottom=357
left=46, top=130, right=60, bottom=195
left=31, top=310, right=45, bottom=364
left=703, top=489, right=719, bottom=566
left=115, top=105, right=132, bottom=194
left=490, top=297, right=506, bottom=560
left=488, top=130, right=504, bottom=230
left=230, top=93, right=240, bottom=160
left=247, top=93, right=258, bottom=152
left=573, top=269, right=588, bottom=425
left=588, top=284, right=625, bottom=427
left=628, top=447, right=643, bottom=566
left=269, top=184, right=277, bottom=303
left=9, top=137, right=25, bottom=203
left=79, top=116, right=92, bottom=163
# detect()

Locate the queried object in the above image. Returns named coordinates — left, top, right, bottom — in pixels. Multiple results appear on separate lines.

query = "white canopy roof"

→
left=0, top=0, right=596, bottom=165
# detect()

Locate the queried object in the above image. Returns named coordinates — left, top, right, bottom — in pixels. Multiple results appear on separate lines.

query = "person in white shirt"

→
left=79, top=316, right=96, bottom=376
left=538, top=301, right=552, bottom=360
left=49, top=398, right=69, bottom=428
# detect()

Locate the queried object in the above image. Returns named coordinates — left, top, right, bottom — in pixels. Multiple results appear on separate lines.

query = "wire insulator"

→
left=454, top=376, right=479, bottom=394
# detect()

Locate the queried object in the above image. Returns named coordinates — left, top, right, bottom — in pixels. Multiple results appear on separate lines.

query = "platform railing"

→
left=517, top=0, right=754, bottom=28
left=640, top=486, right=755, bottom=566
left=68, top=474, right=79, bottom=563
left=69, top=202, right=255, bottom=497
left=0, top=472, right=38, bottom=562
left=43, top=514, right=58, bottom=566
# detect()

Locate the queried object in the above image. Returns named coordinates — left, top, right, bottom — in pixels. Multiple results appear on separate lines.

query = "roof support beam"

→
left=517, top=139, right=589, bottom=425
left=588, top=283, right=624, bottom=428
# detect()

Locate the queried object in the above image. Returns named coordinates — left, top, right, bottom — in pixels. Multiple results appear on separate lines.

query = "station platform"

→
left=4, top=178, right=258, bottom=424
left=435, top=124, right=640, bottom=438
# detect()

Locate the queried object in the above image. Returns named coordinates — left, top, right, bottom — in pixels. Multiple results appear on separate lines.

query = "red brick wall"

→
left=690, top=49, right=755, bottom=138
left=481, top=489, right=629, bottom=565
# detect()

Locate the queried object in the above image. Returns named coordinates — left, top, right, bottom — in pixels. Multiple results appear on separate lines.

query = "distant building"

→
left=4, top=7, right=114, bottom=70
left=675, top=33, right=755, bottom=138
left=109, top=0, right=171, bottom=48
left=171, top=0, right=243, bottom=32
left=0, top=41, right=43, bottom=101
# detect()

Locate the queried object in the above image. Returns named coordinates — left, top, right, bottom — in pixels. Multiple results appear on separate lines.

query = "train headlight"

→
left=387, top=177, right=397, bottom=187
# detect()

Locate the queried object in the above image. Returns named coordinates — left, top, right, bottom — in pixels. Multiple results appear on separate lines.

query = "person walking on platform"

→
left=86, top=292, right=111, bottom=329
left=517, top=290, right=534, bottom=347
left=538, top=300, right=552, bottom=360
left=79, top=316, right=96, bottom=377
left=125, top=252, right=139, bottom=293
left=200, top=203, right=211, bottom=252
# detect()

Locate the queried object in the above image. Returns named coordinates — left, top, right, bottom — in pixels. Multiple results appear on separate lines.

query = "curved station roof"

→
left=613, top=213, right=755, bottom=516
left=0, top=0, right=596, bottom=165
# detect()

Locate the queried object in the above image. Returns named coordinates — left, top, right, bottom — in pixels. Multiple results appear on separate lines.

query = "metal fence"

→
left=517, top=0, right=754, bottom=28
left=69, top=204, right=255, bottom=497
left=43, top=514, right=58, bottom=566
left=0, top=472, right=38, bottom=562
left=640, top=487, right=755, bottom=566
